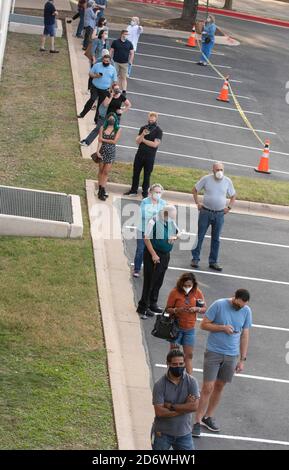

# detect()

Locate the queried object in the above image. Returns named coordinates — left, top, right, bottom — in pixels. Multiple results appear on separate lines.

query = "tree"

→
left=224, top=0, right=233, bottom=9
left=181, top=0, right=199, bottom=23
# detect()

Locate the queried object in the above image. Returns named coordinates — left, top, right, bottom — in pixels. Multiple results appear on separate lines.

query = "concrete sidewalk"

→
left=15, top=0, right=71, bottom=10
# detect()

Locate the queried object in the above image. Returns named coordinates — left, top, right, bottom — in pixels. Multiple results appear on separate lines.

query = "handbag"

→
left=151, top=312, right=178, bottom=341
left=91, top=152, right=102, bottom=163
left=84, top=42, right=92, bottom=60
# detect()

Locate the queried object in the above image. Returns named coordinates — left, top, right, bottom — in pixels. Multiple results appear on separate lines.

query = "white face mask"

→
left=152, top=192, right=161, bottom=201
left=215, top=170, right=224, bottom=180
left=183, top=287, right=192, bottom=295
left=130, top=20, right=136, bottom=26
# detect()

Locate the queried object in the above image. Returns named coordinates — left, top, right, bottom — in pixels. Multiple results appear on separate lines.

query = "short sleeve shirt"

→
left=166, top=287, right=205, bottom=329
left=205, top=298, right=252, bottom=356
left=90, top=62, right=117, bottom=90
left=44, top=1, right=56, bottom=25
left=136, top=125, right=163, bottom=159
left=195, top=175, right=236, bottom=211
left=111, top=38, right=134, bottom=63
left=107, top=94, right=126, bottom=117
left=153, top=373, right=199, bottom=437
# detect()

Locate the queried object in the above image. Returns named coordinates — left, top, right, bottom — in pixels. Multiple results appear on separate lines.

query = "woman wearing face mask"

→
left=132, top=183, right=166, bottom=278
left=96, top=16, right=108, bottom=35
left=96, top=112, right=122, bottom=200
left=166, top=273, right=207, bottom=375
left=91, top=28, right=109, bottom=64
left=197, top=15, right=217, bottom=66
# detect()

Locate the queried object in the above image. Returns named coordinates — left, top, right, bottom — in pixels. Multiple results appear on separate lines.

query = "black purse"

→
left=151, top=312, right=178, bottom=341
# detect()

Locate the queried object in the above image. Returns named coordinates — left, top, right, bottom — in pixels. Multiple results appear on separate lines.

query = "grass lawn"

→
left=0, top=33, right=116, bottom=449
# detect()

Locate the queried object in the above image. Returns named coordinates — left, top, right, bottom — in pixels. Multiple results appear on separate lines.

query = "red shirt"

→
left=166, top=287, right=205, bottom=330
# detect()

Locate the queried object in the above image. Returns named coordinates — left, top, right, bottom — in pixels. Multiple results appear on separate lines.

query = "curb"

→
left=128, top=0, right=289, bottom=28
left=103, top=182, right=289, bottom=221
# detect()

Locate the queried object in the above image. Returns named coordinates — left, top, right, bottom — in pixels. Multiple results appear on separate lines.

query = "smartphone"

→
left=99, top=72, right=103, bottom=76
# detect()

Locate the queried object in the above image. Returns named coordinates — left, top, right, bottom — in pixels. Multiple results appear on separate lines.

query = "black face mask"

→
left=147, top=122, right=157, bottom=130
left=102, top=62, right=110, bottom=67
left=232, top=302, right=242, bottom=311
left=169, top=366, right=185, bottom=378
left=107, top=119, right=115, bottom=125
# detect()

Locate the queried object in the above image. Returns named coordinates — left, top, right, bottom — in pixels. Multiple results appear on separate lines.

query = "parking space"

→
left=112, top=30, right=289, bottom=179
left=120, top=197, right=289, bottom=449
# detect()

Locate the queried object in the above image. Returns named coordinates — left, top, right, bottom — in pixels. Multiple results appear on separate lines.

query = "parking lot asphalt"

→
left=110, top=19, right=289, bottom=180
left=120, top=198, right=289, bottom=450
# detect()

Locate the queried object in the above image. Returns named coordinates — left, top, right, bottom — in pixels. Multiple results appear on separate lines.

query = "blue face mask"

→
left=152, top=192, right=161, bottom=201
left=169, top=366, right=185, bottom=378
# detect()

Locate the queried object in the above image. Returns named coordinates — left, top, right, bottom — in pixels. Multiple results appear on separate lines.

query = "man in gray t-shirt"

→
left=191, top=162, right=236, bottom=272
left=152, top=349, right=199, bottom=450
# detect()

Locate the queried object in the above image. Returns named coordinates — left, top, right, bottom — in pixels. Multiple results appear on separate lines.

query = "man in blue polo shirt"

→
left=40, top=0, right=59, bottom=53
left=77, top=54, right=117, bottom=119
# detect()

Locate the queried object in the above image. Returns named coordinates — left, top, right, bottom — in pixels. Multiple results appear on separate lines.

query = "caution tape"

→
left=193, top=34, right=265, bottom=147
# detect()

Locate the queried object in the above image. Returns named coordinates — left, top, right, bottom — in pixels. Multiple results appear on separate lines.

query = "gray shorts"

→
left=203, top=350, right=238, bottom=383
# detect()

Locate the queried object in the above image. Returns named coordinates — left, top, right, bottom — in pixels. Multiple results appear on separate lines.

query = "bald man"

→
left=191, top=163, right=236, bottom=271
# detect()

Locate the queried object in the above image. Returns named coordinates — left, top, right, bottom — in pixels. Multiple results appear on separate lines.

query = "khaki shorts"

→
left=203, top=350, right=238, bottom=383
left=114, top=62, right=128, bottom=81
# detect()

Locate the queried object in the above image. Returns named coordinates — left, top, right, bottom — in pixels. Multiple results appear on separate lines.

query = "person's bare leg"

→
left=194, top=381, right=215, bottom=423
left=102, top=163, right=112, bottom=187
left=50, top=36, right=55, bottom=51
left=183, top=345, right=194, bottom=375
left=98, top=163, right=104, bottom=187
left=40, top=35, right=46, bottom=49
left=205, top=380, right=226, bottom=418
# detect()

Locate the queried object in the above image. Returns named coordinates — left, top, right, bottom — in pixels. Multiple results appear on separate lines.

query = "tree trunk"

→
left=224, top=0, right=233, bottom=9
left=181, top=0, right=199, bottom=23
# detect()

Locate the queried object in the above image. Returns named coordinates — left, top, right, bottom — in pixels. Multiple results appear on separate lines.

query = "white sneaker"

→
left=79, top=140, right=88, bottom=147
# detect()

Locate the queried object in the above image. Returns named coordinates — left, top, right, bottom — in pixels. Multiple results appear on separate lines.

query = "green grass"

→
left=0, top=33, right=116, bottom=449
left=111, top=163, right=289, bottom=206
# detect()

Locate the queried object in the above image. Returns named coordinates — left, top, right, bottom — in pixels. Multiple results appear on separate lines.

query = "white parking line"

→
left=129, top=77, right=254, bottom=100
left=127, top=91, right=262, bottom=115
left=122, top=125, right=289, bottom=156
left=155, top=364, right=289, bottom=385
left=133, top=64, right=242, bottom=83
left=199, top=434, right=289, bottom=447
left=138, top=40, right=225, bottom=56
left=116, top=145, right=289, bottom=176
left=129, top=107, right=275, bottom=135
left=136, top=52, right=232, bottom=69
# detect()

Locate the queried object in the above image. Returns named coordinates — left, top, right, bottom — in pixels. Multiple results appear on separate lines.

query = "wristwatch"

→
left=240, top=357, right=247, bottom=361
left=170, top=404, right=175, bottom=411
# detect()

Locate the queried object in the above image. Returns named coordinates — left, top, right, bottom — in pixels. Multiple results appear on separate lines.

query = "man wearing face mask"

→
left=152, top=349, right=199, bottom=450
left=192, top=289, right=252, bottom=437
left=77, top=54, right=117, bottom=119
left=191, top=162, right=236, bottom=272
left=110, top=30, right=134, bottom=94
left=124, top=112, right=163, bottom=198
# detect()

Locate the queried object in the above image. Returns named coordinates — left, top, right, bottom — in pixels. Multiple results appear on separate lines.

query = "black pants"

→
left=83, top=26, right=93, bottom=50
left=137, top=248, right=170, bottom=314
left=79, top=85, right=109, bottom=118
left=131, top=152, right=155, bottom=197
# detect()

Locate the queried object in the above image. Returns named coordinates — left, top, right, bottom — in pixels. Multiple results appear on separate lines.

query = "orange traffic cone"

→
left=216, top=76, right=230, bottom=102
left=186, top=26, right=196, bottom=47
left=255, top=139, right=271, bottom=174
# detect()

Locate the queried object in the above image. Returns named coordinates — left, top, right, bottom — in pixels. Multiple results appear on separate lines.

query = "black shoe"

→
left=192, top=422, right=201, bottom=437
left=201, top=416, right=220, bottom=432
left=142, top=194, right=148, bottom=199
left=77, top=114, right=84, bottom=119
left=209, top=263, right=223, bottom=272
left=102, top=187, right=109, bottom=198
left=98, top=187, right=106, bottom=201
left=50, top=50, right=59, bottom=53
left=39, top=48, right=46, bottom=52
left=149, top=304, right=162, bottom=314
left=191, top=260, right=199, bottom=269
left=123, top=190, right=137, bottom=196
left=66, top=19, right=72, bottom=23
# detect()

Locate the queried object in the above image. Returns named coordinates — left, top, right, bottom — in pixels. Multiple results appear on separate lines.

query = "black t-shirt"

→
left=111, top=38, right=134, bottom=63
left=107, top=94, right=126, bottom=117
left=136, top=125, right=163, bottom=159
left=44, top=1, right=56, bottom=25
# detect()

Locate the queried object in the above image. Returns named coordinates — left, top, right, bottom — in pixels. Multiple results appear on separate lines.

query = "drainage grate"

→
left=0, top=187, right=73, bottom=223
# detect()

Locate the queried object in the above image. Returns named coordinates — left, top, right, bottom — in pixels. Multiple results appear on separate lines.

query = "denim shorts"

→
left=44, top=24, right=56, bottom=37
left=171, top=327, right=196, bottom=347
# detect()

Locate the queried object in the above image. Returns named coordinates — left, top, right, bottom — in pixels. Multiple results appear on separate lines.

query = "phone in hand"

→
left=98, top=72, right=103, bottom=76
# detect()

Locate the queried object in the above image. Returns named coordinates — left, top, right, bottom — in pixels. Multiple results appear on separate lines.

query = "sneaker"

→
left=79, top=140, right=88, bottom=147
left=201, top=416, right=220, bottom=432
left=191, top=260, right=199, bottom=269
left=123, top=191, right=138, bottom=197
left=39, top=48, right=46, bottom=52
left=146, top=309, right=155, bottom=317
left=209, top=263, right=223, bottom=272
left=192, top=422, right=201, bottom=437
left=133, top=271, right=140, bottom=278
left=77, top=114, right=83, bottom=119
left=50, top=50, right=59, bottom=53
left=149, top=304, right=163, bottom=314
left=141, top=313, right=148, bottom=320
left=66, top=19, right=72, bottom=23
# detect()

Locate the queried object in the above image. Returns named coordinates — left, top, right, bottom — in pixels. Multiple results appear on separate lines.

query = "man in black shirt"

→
left=110, top=30, right=134, bottom=94
left=40, top=0, right=59, bottom=53
left=124, top=112, right=163, bottom=198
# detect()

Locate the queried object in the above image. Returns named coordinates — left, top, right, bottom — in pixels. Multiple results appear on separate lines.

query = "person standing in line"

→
left=66, top=0, right=87, bottom=38
left=83, top=1, right=98, bottom=50
left=191, top=162, right=236, bottom=272
left=192, top=289, right=252, bottom=437
left=166, top=273, right=207, bottom=375
left=132, top=183, right=166, bottom=278
left=110, top=30, right=134, bottom=94
left=77, top=54, right=117, bottom=119
left=95, top=112, right=121, bottom=201
left=136, top=205, right=178, bottom=319
left=152, top=349, right=199, bottom=450
left=197, top=15, right=217, bottom=66
left=123, top=112, right=163, bottom=199
left=95, top=0, right=107, bottom=20
left=95, top=16, right=108, bottom=35
left=127, top=16, right=143, bottom=76
left=40, top=0, right=59, bottom=53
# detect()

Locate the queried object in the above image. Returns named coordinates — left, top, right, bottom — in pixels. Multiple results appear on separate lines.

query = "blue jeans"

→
left=134, top=231, right=145, bottom=272
left=152, top=431, right=194, bottom=450
left=76, top=9, right=85, bottom=37
left=191, top=208, right=224, bottom=264
left=200, top=40, right=215, bottom=62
